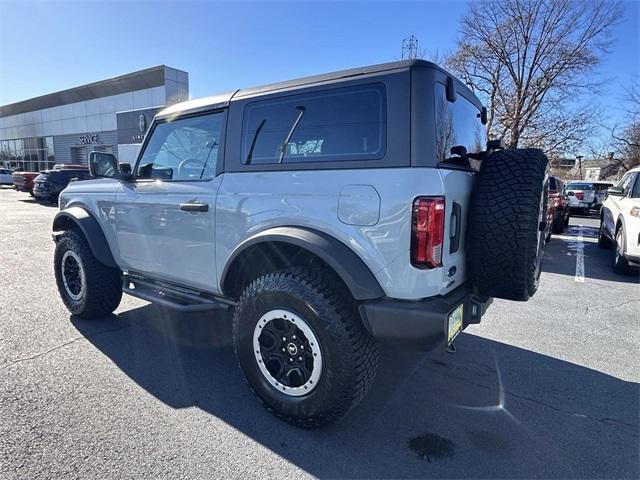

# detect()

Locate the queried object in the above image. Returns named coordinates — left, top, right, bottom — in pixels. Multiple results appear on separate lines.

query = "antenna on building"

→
left=402, top=35, right=419, bottom=59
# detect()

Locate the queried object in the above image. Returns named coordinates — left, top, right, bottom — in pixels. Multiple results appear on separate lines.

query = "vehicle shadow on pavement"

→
left=72, top=307, right=639, bottom=479
left=17, top=198, right=57, bottom=208
left=543, top=225, right=640, bottom=284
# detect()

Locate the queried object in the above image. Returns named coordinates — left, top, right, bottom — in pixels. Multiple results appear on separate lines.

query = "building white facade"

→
left=0, top=66, right=189, bottom=171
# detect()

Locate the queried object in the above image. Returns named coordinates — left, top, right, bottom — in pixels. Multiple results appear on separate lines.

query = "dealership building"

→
left=0, top=66, right=189, bottom=171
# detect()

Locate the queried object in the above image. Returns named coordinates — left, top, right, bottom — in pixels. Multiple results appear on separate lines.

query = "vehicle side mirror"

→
left=606, top=186, right=624, bottom=196
left=88, top=152, right=118, bottom=178
left=118, top=162, right=132, bottom=181
left=479, top=106, right=488, bottom=125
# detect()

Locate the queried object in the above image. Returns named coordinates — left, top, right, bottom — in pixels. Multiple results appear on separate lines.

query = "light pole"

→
left=576, top=155, right=583, bottom=179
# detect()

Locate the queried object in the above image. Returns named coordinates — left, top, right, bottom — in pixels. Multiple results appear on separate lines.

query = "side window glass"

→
left=136, top=112, right=224, bottom=181
left=241, top=84, right=386, bottom=165
left=434, top=82, right=487, bottom=170
left=629, top=174, right=640, bottom=198
left=617, top=173, right=634, bottom=195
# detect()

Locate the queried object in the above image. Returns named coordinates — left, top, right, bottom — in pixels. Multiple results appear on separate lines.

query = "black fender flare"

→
left=220, top=226, right=384, bottom=300
left=52, top=207, right=117, bottom=268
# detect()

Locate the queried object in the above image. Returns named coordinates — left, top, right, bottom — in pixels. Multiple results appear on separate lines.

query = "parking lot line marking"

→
left=575, top=225, right=585, bottom=283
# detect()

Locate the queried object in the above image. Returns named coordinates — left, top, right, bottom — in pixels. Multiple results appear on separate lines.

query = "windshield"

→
left=566, top=183, right=593, bottom=190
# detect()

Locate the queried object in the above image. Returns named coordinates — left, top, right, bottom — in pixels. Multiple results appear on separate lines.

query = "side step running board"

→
left=123, top=275, right=232, bottom=312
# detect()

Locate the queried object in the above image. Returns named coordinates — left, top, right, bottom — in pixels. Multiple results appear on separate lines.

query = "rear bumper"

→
left=358, top=283, right=493, bottom=349
left=33, top=189, right=57, bottom=201
left=14, top=184, right=32, bottom=192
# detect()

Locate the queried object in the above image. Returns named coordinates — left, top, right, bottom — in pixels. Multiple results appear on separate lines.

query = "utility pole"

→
left=402, top=35, right=419, bottom=59
left=576, top=155, right=583, bottom=179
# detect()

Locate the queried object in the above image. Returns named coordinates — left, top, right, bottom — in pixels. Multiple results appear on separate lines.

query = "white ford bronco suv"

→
left=52, top=60, right=549, bottom=428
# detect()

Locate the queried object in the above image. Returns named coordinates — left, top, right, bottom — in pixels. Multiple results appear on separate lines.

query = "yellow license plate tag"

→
left=447, top=303, right=464, bottom=345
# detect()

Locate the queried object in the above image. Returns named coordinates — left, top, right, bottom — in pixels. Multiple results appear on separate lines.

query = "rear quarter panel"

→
left=216, top=167, right=472, bottom=300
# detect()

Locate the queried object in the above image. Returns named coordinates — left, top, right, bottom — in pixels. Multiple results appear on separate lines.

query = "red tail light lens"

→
left=411, top=197, right=445, bottom=269
left=576, top=192, right=584, bottom=200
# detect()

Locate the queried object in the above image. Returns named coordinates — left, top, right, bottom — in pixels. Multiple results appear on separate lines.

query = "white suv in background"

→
left=598, top=167, right=640, bottom=275
left=564, top=181, right=596, bottom=215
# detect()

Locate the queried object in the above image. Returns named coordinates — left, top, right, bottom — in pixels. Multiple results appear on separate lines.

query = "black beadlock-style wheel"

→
left=468, top=148, right=549, bottom=301
left=54, top=229, right=122, bottom=319
left=233, top=267, right=379, bottom=429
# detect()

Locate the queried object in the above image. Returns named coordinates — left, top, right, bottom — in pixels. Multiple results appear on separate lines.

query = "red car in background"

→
left=549, top=176, right=570, bottom=234
left=12, top=171, right=40, bottom=195
left=12, top=164, right=87, bottom=195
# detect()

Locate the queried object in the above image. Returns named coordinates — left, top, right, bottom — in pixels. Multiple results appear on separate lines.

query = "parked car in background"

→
left=564, top=181, right=596, bottom=215
left=598, top=167, right=640, bottom=275
left=33, top=168, right=90, bottom=204
left=591, top=181, right=614, bottom=209
left=0, top=168, right=13, bottom=185
left=53, top=163, right=90, bottom=170
left=12, top=171, right=40, bottom=195
left=548, top=176, right=569, bottom=234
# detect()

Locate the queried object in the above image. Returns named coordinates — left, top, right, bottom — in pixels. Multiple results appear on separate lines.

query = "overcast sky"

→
left=1, top=0, right=638, bottom=131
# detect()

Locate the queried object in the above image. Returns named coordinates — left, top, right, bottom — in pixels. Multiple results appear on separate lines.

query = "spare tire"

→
left=467, top=148, right=549, bottom=301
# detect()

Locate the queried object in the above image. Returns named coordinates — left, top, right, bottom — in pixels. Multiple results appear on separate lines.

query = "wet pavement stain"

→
left=467, top=429, right=512, bottom=455
left=408, top=433, right=455, bottom=462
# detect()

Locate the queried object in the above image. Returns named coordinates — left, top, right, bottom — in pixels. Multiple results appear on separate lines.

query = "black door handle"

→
left=180, top=202, right=209, bottom=212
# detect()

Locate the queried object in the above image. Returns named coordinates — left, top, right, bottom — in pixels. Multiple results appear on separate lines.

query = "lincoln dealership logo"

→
left=138, top=113, right=147, bottom=133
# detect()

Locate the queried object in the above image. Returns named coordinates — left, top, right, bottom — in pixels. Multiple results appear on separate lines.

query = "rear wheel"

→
left=54, top=229, right=122, bottom=318
left=233, top=267, right=378, bottom=428
left=613, top=227, right=633, bottom=275
left=468, top=148, right=549, bottom=301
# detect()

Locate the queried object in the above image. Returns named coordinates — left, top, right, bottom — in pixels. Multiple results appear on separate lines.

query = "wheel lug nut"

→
left=300, top=345, right=304, bottom=350
left=292, top=335, right=296, bottom=340
left=282, top=337, right=287, bottom=342
left=298, top=357, right=302, bottom=361
left=281, top=348, right=286, bottom=352
left=289, top=358, right=293, bottom=362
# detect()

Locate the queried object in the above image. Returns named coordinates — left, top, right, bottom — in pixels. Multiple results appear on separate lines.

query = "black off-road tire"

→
left=54, top=229, right=122, bottom=319
left=613, top=227, right=633, bottom=275
left=233, top=267, right=379, bottom=429
left=597, top=218, right=613, bottom=249
left=468, top=148, right=549, bottom=301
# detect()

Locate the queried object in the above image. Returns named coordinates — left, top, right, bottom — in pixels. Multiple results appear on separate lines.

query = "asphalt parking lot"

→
left=1, top=186, right=638, bottom=479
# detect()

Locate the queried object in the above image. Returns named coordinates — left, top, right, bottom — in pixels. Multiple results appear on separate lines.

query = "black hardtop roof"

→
left=235, top=59, right=446, bottom=97
left=158, top=59, right=479, bottom=118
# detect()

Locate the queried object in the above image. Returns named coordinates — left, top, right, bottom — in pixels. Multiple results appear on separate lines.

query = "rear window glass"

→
left=434, top=83, right=486, bottom=170
left=566, top=183, right=594, bottom=190
left=241, top=84, right=386, bottom=165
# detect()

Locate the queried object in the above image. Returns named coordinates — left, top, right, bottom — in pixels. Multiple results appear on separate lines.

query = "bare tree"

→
left=447, top=0, right=622, bottom=154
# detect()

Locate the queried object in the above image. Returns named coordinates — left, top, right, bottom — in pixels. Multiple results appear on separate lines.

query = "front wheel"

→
left=613, top=227, right=633, bottom=275
left=54, top=229, right=122, bottom=319
left=233, top=267, right=379, bottom=428
left=597, top=219, right=612, bottom=249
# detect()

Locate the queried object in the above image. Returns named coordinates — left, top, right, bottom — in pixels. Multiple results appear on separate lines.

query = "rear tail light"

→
left=576, top=192, right=584, bottom=200
left=411, top=197, right=445, bottom=269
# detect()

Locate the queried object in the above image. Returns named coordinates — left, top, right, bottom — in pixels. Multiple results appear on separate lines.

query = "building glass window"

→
left=0, top=136, right=56, bottom=171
